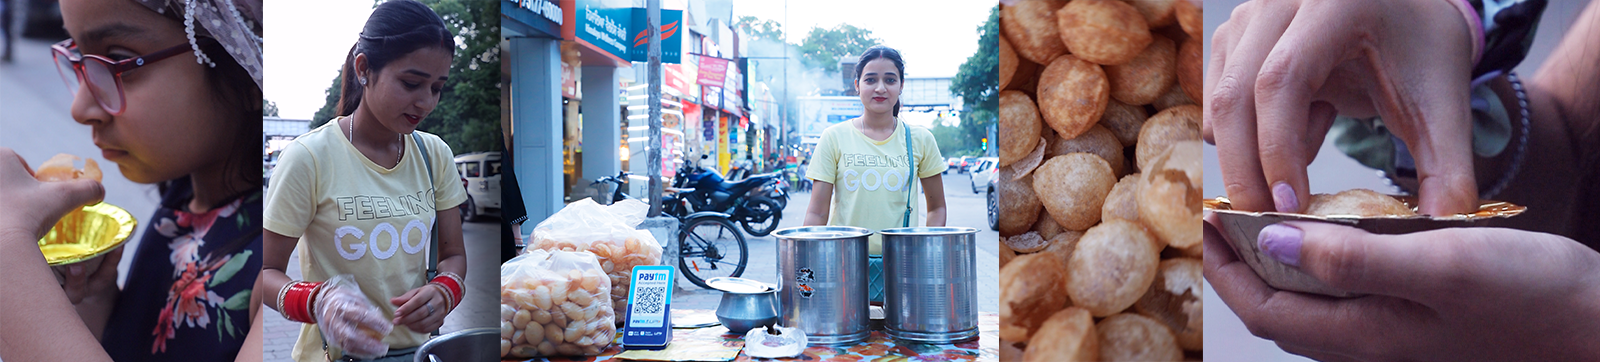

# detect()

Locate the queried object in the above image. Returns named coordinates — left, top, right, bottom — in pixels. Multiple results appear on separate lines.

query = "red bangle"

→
left=283, top=281, right=322, bottom=324
left=429, top=274, right=463, bottom=309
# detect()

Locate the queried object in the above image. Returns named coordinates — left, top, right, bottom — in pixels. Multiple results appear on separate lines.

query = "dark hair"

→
left=336, top=0, right=455, bottom=117
left=854, top=45, right=906, bottom=117
left=152, top=14, right=263, bottom=198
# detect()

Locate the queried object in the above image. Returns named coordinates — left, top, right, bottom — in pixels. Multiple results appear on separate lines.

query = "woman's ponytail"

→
left=336, top=43, right=364, bottom=117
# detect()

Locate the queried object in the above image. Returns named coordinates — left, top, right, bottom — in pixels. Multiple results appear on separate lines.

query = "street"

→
left=669, top=170, right=1001, bottom=314
left=261, top=218, right=500, bottom=360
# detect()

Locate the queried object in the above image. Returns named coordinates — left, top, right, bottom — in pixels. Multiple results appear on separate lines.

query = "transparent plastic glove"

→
left=743, top=325, right=806, bottom=359
left=315, top=275, right=393, bottom=359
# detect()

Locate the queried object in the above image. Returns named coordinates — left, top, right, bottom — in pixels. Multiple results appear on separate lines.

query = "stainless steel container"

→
left=773, top=226, right=873, bottom=346
left=707, top=277, right=779, bottom=334
left=881, top=227, right=979, bottom=344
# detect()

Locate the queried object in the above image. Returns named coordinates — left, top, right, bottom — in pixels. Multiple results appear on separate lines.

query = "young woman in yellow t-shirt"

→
left=803, top=45, right=950, bottom=303
left=260, top=2, right=470, bottom=361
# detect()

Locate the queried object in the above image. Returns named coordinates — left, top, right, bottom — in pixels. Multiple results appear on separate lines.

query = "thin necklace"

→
left=349, top=115, right=401, bottom=167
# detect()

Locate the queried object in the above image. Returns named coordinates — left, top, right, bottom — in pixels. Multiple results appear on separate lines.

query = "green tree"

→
left=263, top=99, right=279, bottom=117
left=930, top=116, right=974, bottom=158
left=313, top=0, right=502, bottom=154
left=736, top=16, right=784, bottom=43
left=797, top=24, right=881, bottom=73
left=311, top=75, right=342, bottom=128
left=950, top=5, right=999, bottom=154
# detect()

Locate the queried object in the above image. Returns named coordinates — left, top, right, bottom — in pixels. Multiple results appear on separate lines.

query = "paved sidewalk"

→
left=262, top=220, right=500, bottom=361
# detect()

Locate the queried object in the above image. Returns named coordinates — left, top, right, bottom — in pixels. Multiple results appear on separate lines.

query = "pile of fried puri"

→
left=998, top=0, right=1203, bottom=361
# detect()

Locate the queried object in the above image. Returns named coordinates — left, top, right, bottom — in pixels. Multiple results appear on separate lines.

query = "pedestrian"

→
left=802, top=45, right=948, bottom=304
left=1206, top=0, right=1600, bottom=360
left=1, top=0, right=13, bottom=62
left=0, top=0, right=265, bottom=360
left=260, top=1, right=470, bottom=361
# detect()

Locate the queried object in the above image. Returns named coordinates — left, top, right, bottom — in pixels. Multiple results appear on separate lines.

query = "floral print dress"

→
left=101, top=178, right=262, bottom=361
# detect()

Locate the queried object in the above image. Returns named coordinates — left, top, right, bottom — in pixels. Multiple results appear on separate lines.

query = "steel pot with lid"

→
left=881, top=226, right=980, bottom=344
left=773, top=226, right=873, bottom=346
left=706, top=277, right=779, bottom=334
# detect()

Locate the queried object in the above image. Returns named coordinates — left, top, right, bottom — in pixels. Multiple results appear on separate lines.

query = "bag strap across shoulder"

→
left=903, top=121, right=914, bottom=228
left=412, top=132, right=439, bottom=281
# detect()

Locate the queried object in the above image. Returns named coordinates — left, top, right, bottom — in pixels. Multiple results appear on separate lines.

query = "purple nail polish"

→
left=1258, top=224, right=1303, bottom=267
left=1272, top=182, right=1299, bottom=213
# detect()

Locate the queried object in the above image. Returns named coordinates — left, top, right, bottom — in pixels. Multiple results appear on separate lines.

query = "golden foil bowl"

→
left=38, top=203, right=137, bottom=265
left=1204, top=196, right=1524, bottom=297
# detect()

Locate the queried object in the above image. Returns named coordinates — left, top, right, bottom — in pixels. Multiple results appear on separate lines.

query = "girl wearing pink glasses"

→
left=0, top=0, right=264, bottom=361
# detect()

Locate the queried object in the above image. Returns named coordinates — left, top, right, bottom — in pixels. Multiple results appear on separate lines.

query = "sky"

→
left=263, top=0, right=374, bottom=121
left=729, top=0, right=994, bottom=80
left=264, top=0, right=996, bottom=124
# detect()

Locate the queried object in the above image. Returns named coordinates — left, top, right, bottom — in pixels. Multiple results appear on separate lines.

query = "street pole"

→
left=647, top=0, right=664, bottom=217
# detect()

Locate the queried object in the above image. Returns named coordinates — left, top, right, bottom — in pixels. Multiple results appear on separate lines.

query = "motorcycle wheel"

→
left=739, top=199, right=782, bottom=237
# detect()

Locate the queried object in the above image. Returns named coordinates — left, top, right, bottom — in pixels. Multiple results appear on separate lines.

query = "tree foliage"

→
left=312, top=0, right=502, bottom=154
left=311, top=75, right=342, bottom=128
left=797, top=24, right=881, bottom=73
left=949, top=5, right=999, bottom=155
left=736, top=16, right=784, bottom=43
left=263, top=99, right=279, bottom=117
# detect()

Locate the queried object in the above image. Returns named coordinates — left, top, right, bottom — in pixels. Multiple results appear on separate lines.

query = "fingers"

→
left=391, top=287, right=444, bottom=331
left=1401, top=76, right=1478, bottom=215
left=1273, top=221, right=1471, bottom=303
left=1205, top=220, right=1426, bottom=356
left=1202, top=4, right=1247, bottom=144
left=1210, top=0, right=1297, bottom=212
left=1252, top=6, right=1350, bottom=215
left=41, top=179, right=105, bottom=214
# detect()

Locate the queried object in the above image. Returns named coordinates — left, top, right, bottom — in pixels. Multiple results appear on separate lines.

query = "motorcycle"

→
left=672, top=156, right=789, bottom=237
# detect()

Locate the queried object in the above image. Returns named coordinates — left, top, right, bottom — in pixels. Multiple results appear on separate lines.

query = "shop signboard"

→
left=573, top=0, right=631, bottom=63
left=797, top=96, right=863, bottom=137
left=504, top=0, right=563, bottom=38
left=718, top=116, right=731, bottom=172
left=627, top=8, right=682, bottom=64
left=696, top=55, right=729, bottom=87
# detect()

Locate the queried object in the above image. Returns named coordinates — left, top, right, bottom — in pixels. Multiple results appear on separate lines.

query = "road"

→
left=669, top=169, right=1001, bottom=314
left=262, top=218, right=500, bottom=361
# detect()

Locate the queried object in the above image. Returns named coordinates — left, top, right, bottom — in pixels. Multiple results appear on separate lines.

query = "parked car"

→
left=454, top=152, right=502, bottom=221
left=969, top=157, right=997, bottom=194
left=958, top=156, right=978, bottom=173
left=986, top=175, right=998, bottom=231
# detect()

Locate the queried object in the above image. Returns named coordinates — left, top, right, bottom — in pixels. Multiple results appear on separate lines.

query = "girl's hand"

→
left=57, top=247, right=123, bottom=305
left=1207, top=0, right=1479, bottom=216
left=1204, top=219, right=1600, bottom=360
left=390, top=284, right=449, bottom=333
left=0, top=147, right=104, bottom=240
left=314, top=275, right=392, bottom=359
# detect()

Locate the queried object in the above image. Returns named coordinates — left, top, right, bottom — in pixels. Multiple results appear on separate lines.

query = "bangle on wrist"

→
left=429, top=272, right=464, bottom=309
left=280, top=281, right=322, bottom=324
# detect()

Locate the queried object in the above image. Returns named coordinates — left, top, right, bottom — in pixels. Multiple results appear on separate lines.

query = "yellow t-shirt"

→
left=263, top=118, right=468, bottom=361
left=808, top=119, right=947, bottom=255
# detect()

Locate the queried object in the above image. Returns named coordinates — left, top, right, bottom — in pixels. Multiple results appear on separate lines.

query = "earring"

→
left=359, top=77, right=367, bottom=85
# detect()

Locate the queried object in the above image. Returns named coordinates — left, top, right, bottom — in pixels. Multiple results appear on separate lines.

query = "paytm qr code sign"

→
left=623, top=265, right=674, bottom=349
